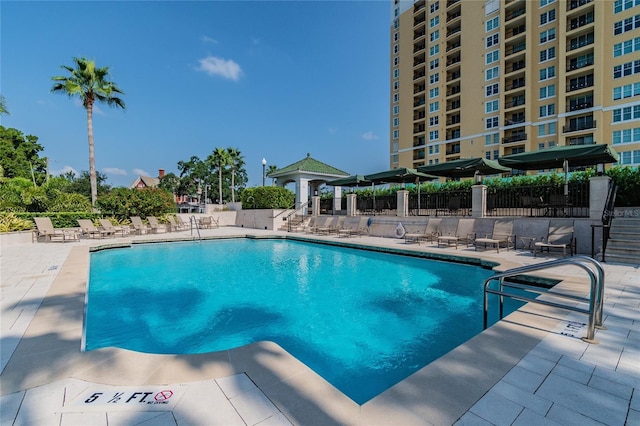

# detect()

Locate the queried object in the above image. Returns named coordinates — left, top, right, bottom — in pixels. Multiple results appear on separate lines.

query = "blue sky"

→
left=1, top=0, right=391, bottom=188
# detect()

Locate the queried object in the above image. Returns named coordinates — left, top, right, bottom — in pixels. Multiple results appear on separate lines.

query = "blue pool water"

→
left=85, top=238, right=521, bottom=404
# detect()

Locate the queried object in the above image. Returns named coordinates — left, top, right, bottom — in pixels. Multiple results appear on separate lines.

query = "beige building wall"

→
left=390, top=0, right=640, bottom=176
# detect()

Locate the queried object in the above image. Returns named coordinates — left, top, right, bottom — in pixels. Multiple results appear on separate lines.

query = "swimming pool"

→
left=85, top=238, right=522, bottom=404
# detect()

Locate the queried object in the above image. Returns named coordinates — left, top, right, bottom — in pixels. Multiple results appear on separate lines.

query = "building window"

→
left=429, top=45, right=440, bottom=56
left=493, top=150, right=499, bottom=160
left=540, top=65, right=556, bottom=81
left=537, top=122, right=556, bottom=136
left=540, top=0, right=556, bottom=6
left=393, top=105, right=399, bottom=115
left=430, top=1, right=439, bottom=14
left=614, top=0, right=640, bottom=14
left=393, top=80, right=399, bottom=90
left=613, top=127, right=640, bottom=144
left=540, top=47, right=556, bottom=62
left=539, top=84, right=556, bottom=99
left=485, top=0, right=499, bottom=15
left=429, top=59, right=439, bottom=70
left=394, top=19, right=399, bottom=30
left=539, top=104, right=556, bottom=117
left=485, top=83, right=499, bottom=96
left=486, top=33, right=499, bottom=48
left=540, top=9, right=556, bottom=25
left=393, top=154, right=399, bottom=163
left=486, top=16, right=499, bottom=32
left=429, top=87, right=439, bottom=98
left=394, top=32, right=399, bottom=42
left=393, top=130, right=399, bottom=139
left=393, top=93, right=399, bottom=103
left=485, top=133, right=499, bottom=145
left=614, top=14, right=640, bottom=35
left=392, top=141, right=399, bottom=152
left=613, top=105, right=640, bottom=122
left=485, top=66, right=499, bottom=80
left=613, top=37, right=640, bottom=57
left=393, top=117, right=399, bottom=127
left=486, top=116, right=499, bottom=129
left=485, top=151, right=491, bottom=159
left=613, top=82, right=640, bottom=100
left=429, top=101, right=439, bottom=113
left=393, top=69, right=399, bottom=78
left=429, top=73, right=439, bottom=84
left=613, top=60, right=640, bottom=78
left=485, top=50, right=499, bottom=65
left=429, top=116, right=439, bottom=126
left=618, top=150, right=640, bottom=165
left=429, top=130, right=439, bottom=141
left=485, top=99, right=499, bottom=113
left=430, top=16, right=440, bottom=28
left=430, top=30, right=440, bottom=42
left=394, top=44, right=399, bottom=54
left=540, top=28, right=556, bottom=44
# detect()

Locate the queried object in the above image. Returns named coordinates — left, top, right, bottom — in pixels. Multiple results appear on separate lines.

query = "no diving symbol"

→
left=154, top=390, right=173, bottom=402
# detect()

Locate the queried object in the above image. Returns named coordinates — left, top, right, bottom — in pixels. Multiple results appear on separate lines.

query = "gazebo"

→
left=267, top=153, right=349, bottom=213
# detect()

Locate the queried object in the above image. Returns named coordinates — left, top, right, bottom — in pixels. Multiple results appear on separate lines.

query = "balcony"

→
left=413, top=136, right=426, bottom=147
left=505, top=97, right=525, bottom=108
left=446, top=115, right=461, bottom=125
left=568, top=33, right=594, bottom=52
left=446, top=11, right=461, bottom=23
left=446, top=144, right=461, bottom=155
left=568, top=0, right=592, bottom=11
left=446, top=41, right=461, bottom=53
left=567, top=100, right=593, bottom=112
left=502, top=133, right=527, bottom=144
left=413, top=57, right=426, bottom=67
left=413, top=150, right=426, bottom=161
left=414, top=111, right=426, bottom=120
left=505, top=7, right=526, bottom=22
left=447, top=26, right=461, bottom=38
left=446, top=0, right=460, bottom=8
left=414, top=0, right=426, bottom=13
left=414, top=98, right=426, bottom=107
left=504, top=116, right=526, bottom=126
left=413, top=125, right=426, bottom=134
left=505, top=24, right=526, bottom=40
left=413, top=43, right=426, bottom=53
left=414, top=84, right=426, bottom=94
left=563, top=120, right=596, bottom=133
left=568, top=12, right=594, bottom=31
left=414, top=29, right=426, bottom=40
left=414, top=69, right=426, bottom=81
left=567, top=79, right=594, bottom=92
left=446, top=101, right=461, bottom=111
left=506, top=78, right=526, bottom=91
left=567, top=54, right=594, bottom=72
left=446, top=56, right=461, bottom=67
left=505, top=60, right=526, bottom=74
left=447, top=86, right=461, bottom=96
left=505, top=43, right=526, bottom=57
left=447, top=72, right=461, bottom=82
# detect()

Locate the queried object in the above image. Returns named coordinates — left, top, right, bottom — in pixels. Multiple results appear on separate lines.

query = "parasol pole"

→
left=563, top=159, right=569, bottom=196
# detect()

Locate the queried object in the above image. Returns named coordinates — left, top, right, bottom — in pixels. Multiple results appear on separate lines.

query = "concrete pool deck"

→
left=1, top=226, right=638, bottom=425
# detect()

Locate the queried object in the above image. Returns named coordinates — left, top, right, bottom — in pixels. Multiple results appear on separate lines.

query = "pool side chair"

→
left=404, top=218, right=442, bottom=245
left=437, top=218, right=475, bottom=249
left=534, top=221, right=576, bottom=257
left=308, top=216, right=330, bottom=234
left=166, top=216, right=179, bottom=232
left=337, top=217, right=369, bottom=238
left=77, top=219, right=112, bottom=239
left=317, top=216, right=340, bottom=235
left=98, top=218, right=130, bottom=237
left=147, top=216, right=163, bottom=233
left=474, top=219, right=514, bottom=253
left=34, top=217, right=79, bottom=243
left=130, top=216, right=150, bottom=235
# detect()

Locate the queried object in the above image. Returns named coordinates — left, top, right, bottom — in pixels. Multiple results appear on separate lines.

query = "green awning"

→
left=498, top=144, right=619, bottom=170
left=418, top=158, right=510, bottom=178
left=326, top=175, right=371, bottom=187
left=364, top=168, right=437, bottom=184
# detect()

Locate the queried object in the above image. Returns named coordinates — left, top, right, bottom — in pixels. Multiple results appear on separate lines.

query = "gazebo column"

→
left=296, top=177, right=310, bottom=214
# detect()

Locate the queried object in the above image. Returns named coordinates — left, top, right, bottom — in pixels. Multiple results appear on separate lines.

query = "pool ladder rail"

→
left=483, top=255, right=605, bottom=344
left=189, top=215, right=202, bottom=241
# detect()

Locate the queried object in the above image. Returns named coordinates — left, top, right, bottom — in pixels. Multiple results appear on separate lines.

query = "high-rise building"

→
left=389, top=0, right=640, bottom=172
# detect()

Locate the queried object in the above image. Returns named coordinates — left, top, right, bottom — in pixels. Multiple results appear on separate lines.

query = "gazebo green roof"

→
left=268, top=153, right=349, bottom=178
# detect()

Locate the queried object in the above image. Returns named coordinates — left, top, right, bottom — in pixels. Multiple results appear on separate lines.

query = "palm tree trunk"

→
left=218, top=163, right=223, bottom=205
left=231, top=165, right=235, bottom=203
left=86, top=101, right=97, bottom=208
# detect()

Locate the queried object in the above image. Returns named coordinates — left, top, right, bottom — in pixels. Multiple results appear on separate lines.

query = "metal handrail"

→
left=189, top=215, right=202, bottom=241
left=483, top=256, right=604, bottom=343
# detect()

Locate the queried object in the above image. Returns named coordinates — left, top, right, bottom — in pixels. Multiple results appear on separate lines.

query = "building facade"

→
left=389, top=0, right=640, bottom=172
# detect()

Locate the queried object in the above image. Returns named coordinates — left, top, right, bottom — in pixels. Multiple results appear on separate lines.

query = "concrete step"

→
left=607, top=238, right=640, bottom=249
left=604, top=251, right=640, bottom=265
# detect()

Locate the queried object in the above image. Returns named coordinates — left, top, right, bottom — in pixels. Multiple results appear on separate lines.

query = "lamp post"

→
left=262, top=158, right=267, bottom=186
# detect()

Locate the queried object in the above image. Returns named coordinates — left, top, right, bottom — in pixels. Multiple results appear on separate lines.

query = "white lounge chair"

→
left=33, top=217, right=79, bottom=243
left=474, top=219, right=514, bottom=253
left=437, top=218, right=475, bottom=249
left=78, top=219, right=112, bottom=239
left=98, top=218, right=130, bottom=237
left=404, top=218, right=442, bottom=245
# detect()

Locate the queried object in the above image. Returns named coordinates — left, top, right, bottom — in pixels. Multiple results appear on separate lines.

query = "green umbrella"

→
left=498, top=144, right=619, bottom=170
left=418, top=158, right=510, bottom=178
left=326, top=175, right=371, bottom=187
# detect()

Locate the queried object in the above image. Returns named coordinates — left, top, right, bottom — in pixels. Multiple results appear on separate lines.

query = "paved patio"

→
left=1, top=226, right=638, bottom=425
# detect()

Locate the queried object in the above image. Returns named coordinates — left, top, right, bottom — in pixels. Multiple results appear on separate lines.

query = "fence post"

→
left=397, top=190, right=409, bottom=217
left=472, top=184, right=487, bottom=218
left=589, top=176, right=612, bottom=220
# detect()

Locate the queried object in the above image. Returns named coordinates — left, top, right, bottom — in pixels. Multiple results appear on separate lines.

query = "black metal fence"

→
left=408, top=189, right=472, bottom=216
left=485, top=182, right=589, bottom=217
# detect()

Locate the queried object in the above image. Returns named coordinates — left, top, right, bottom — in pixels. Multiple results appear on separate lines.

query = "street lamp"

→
left=262, top=158, right=267, bottom=186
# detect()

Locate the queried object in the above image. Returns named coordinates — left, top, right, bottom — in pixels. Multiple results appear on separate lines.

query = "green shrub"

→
left=241, top=186, right=295, bottom=209
left=0, top=212, right=34, bottom=232
left=97, top=187, right=177, bottom=219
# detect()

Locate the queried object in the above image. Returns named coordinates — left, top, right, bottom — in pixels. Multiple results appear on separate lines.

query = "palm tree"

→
left=226, top=147, right=244, bottom=203
left=0, top=95, right=9, bottom=115
left=51, top=57, right=125, bottom=207
left=208, top=148, right=231, bottom=205
left=267, top=164, right=278, bottom=185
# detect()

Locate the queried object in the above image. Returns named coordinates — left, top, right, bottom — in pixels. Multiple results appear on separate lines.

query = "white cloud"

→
left=196, top=56, right=242, bottom=81
left=132, top=168, right=151, bottom=177
left=362, top=131, right=379, bottom=140
left=52, top=165, right=78, bottom=177
left=103, top=167, right=128, bottom=176
left=201, top=35, right=218, bottom=44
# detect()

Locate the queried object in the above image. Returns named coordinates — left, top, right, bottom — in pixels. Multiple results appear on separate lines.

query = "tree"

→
left=158, top=172, right=180, bottom=195
left=267, top=164, right=278, bottom=185
left=207, top=148, right=231, bottom=204
left=51, top=57, right=125, bottom=207
left=176, top=156, right=207, bottom=200
left=0, top=126, right=47, bottom=184
left=62, top=170, right=111, bottom=198
left=0, top=95, right=9, bottom=115
left=226, top=147, right=244, bottom=203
